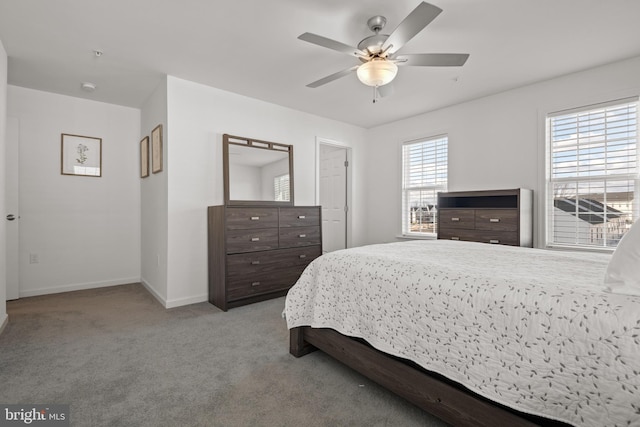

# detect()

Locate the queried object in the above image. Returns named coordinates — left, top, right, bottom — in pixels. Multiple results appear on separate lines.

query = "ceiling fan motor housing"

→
left=358, top=15, right=389, bottom=57
left=357, top=34, right=389, bottom=58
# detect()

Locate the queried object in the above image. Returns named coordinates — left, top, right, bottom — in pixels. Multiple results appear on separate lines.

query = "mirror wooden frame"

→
left=223, top=133, right=295, bottom=206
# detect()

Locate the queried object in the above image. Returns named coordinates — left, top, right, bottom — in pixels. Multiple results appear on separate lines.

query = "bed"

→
left=284, top=240, right=640, bottom=427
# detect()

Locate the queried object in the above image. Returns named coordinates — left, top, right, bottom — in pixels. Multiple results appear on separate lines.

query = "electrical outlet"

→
left=29, top=253, right=39, bottom=264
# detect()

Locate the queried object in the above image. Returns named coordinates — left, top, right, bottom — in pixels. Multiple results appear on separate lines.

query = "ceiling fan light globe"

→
left=357, top=60, right=398, bottom=87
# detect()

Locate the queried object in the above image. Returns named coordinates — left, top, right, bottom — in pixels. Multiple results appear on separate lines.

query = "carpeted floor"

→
left=0, top=283, right=448, bottom=426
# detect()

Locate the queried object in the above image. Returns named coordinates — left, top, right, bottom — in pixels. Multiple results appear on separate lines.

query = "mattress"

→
left=284, top=240, right=640, bottom=427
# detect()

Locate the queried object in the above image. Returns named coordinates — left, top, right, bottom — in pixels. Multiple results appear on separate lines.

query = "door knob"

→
left=6, top=214, right=16, bottom=221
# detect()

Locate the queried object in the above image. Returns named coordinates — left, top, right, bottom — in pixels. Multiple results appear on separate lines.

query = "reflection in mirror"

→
left=223, top=134, right=294, bottom=205
left=228, top=144, right=290, bottom=201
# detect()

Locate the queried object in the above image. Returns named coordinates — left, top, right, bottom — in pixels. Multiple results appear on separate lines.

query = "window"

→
left=274, top=174, right=290, bottom=202
left=547, top=98, right=639, bottom=249
left=402, top=135, right=448, bottom=236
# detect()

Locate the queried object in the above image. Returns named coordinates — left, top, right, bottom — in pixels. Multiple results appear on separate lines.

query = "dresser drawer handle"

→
left=251, top=282, right=261, bottom=287
left=451, top=217, right=460, bottom=222
left=451, top=236, right=460, bottom=240
left=251, top=237, right=260, bottom=242
left=250, top=216, right=260, bottom=221
left=298, top=215, right=306, bottom=219
left=489, top=239, right=500, bottom=244
left=299, top=254, right=307, bottom=259
left=489, top=218, right=500, bottom=223
left=299, top=234, right=306, bottom=238
left=251, top=261, right=260, bottom=265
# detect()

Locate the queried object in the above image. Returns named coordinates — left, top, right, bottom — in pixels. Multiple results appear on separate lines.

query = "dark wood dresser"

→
left=437, top=189, right=533, bottom=247
left=208, top=205, right=322, bottom=311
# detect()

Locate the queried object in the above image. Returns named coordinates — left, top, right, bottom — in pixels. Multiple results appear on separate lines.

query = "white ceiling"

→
left=1, top=0, right=640, bottom=129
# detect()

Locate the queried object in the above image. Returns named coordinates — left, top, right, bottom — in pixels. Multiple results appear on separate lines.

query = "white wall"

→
left=164, top=76, right=367, bottom=307
left=140, top=78, right=168, bottom=304
left=7, top=86, right=141, bottom=296
left=364, top=56, right=640, bottom=247
left=0, top=40, right=8, bottom=329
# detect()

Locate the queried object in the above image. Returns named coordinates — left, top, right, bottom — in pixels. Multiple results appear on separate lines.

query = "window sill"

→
left=396, top=233, right=438, bottom=240
left=545, top=244, right=615, bottom=254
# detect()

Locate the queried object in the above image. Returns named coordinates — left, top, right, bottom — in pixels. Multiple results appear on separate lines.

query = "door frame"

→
left=6, top=117, right=19, bottom=300
left=315, top=137, right=352, bottom=249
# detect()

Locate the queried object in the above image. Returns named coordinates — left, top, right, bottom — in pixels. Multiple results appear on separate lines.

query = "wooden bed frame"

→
left=290, top=326, right=570, bottom=427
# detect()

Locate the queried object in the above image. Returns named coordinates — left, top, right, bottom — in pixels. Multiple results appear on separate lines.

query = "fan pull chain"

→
left=373, top=85, right=378, bottom=103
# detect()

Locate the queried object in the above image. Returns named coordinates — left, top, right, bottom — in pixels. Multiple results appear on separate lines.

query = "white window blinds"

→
left=274, top=174, right=290, bottom=202
left=547, top=98, right=639, bottom=248
left=402, top=135, right=448, bottom=235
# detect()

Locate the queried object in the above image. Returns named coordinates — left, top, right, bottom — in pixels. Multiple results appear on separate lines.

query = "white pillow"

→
left=604, top=218, right=640, bottom=296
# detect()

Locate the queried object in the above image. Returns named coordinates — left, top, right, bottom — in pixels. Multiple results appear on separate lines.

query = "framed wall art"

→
left=61, top=133, right=102, bottom=177
left=140, top=136, right=149, bottom=178
left=151, top=124, right=163, bottom=174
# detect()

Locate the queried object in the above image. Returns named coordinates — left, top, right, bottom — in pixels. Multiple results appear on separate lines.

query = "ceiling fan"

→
left=298, top=1, right=469, bottom=101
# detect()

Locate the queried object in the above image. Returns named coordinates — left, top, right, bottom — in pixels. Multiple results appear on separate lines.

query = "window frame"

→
left=400, top=134, right=448, bottom=238
left=545, top=97, right=639, bottom=250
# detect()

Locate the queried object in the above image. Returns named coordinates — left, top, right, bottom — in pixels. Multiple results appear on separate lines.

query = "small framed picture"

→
left=140, top=136, right=149, bottom=178
left=61, top=133, right=102, bottom=177
left=151, top=124, right=163, bottom=174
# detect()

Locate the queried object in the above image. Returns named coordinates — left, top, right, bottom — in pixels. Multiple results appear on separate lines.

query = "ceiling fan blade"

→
left=382, top=2, right=442, bottom=55
left=298, top=33, right=367, bottom=58
left=395, top=53, right=469, bottom=67
left=306, top=65, right=359, bottom=88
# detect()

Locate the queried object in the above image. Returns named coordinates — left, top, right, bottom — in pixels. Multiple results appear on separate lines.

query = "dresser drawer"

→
left=472, top=230, right=519, bottom=246
left=279, top=226, right=321, bottom=248
left=438, top=228, right=476, bottom=242
left=439, top=229, right=519, bottom=246
left=475, top=209, right=518, bottom=232
left=226, top=207, right=278, bottom=230
left=280, top=207, right=321, bottom=227
left=439, top=209, right=474, bottom=229
left=226, top=229, right=279, bottom=254
left=227, top=246, right=322, bottom=278
left=227, top=268, right=305, bottom=301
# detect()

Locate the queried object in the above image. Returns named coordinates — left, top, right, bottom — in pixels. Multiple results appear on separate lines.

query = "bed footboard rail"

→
left=289, top=326, right=566, bottom=427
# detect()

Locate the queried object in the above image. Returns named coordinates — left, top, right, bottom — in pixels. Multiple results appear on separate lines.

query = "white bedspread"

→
left=284, top=240, right=640, bottom=427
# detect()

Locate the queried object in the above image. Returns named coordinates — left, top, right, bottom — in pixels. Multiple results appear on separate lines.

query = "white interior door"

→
left=6, top=118, right=19, bottom=300
left=319, top=144, right=347, bottom=253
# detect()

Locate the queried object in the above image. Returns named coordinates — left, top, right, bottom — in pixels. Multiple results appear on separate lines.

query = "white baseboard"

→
left=140, top=278, right=167, bottom=307
left=139, top=278, right=207, bottom=309
left=15, top=277, right=207, bottom=310
left=165, top=293, right=208, bottom=309
left=19, top=277, right=141, bottom=298
left=0, top=314, right=8, bottom=336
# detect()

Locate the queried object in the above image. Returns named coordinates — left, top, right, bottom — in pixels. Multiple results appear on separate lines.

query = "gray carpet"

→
left=0, top=284, right=448, bottom=426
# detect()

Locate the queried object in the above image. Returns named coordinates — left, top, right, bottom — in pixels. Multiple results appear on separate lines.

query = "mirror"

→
left=223, top=134, right=294, bottom=206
